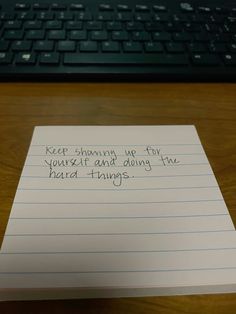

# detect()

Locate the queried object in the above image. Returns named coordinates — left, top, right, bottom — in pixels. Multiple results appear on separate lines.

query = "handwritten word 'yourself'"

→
left=45, top=158, right=89, bottom=168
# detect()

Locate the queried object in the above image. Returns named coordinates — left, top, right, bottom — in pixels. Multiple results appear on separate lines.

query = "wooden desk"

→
left=0, top=82, right=235, bottom=313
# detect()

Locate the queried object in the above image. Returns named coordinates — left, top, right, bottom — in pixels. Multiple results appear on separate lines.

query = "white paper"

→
left=1, top=125, right=236, bottom=300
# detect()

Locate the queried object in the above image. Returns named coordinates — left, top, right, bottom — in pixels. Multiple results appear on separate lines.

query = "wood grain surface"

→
left=0, top=82, right=235, bottom=313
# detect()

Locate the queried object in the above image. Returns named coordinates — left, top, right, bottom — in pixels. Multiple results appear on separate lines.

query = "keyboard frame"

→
left=0, top=0, right=236, bottom=81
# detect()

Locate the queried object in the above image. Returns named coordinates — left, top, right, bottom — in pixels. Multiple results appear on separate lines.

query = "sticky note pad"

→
left=1, top=125, right=236, bottom=300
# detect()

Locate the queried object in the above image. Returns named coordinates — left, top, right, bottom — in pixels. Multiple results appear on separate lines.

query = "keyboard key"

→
left=231, top=34, right=236, bottom=42
left=0, top=13, right=15, bottom=20
left=45, top=21, right=62, bottom=29
left=51, top=4, right=66, bottom=11
left=115, top=12, right=132, bottom=21
left=4, top=30, right=24, bottom=40
left=188, top=43, right=206, bottom=53
left=77, top=12, right=92, bottom=21
left=180, top=3, right=194, bottom=12
left=56, top=12, right=74, bottom=20
left=69, top=30, right=87, bottom=40
left=66, top=21, right=83, bottom=30
left=37, top=12, right=54, bottom=20
left=96, top=12, right=113, bottom=21
left=26, top=30, right=45, bottom=40
left=17, top=12, right=35, bottom=20
left=123, top=42, right=142, bottom=52
left=86, top=21, right=103, bottom=30
left=126, top=21, right=144, bottom=31
left=145, top=42, right=164, bottom=52
left=184, top=22, right=201, bottom=32
left=135, top=5, right=149, bottom=12
left=64, top=53, right=189, bottom=65
left=208, top=43, right=227, bottom=53
left=166, top=42, right=185, bottom=53
left=112, top=31, right=129, bottom=41
left=164, top=22, right=182, bottom=32
left=0, top=52, right=13, bottom=64
left=15, top=52, right=36, bottom=64
left=213, top=33, right=231, bottom=43
left=205, top=23, right=220, bottom=33
left=215, top=7, right=228, bottom=14
left=153, top=32, right=171, bottom=41
left=153, top=13, right=169, bottom=22
left=134, top=13, right=151, bottom=22
left=48, top=30, right=66, bottom=40
left=80, top=41, right=98, bottom=52
left=153, top=5, right=167, bottom=12
left=145, top=22, right=163, bottom=31
left=107, top=21, right=122, bottom=30
left=195, top=33, right=210, bottom=42
left=12, top=40, right=32, bottom=51
left=210, top=14, right=225, bottom=24
left=15, top=3, right=30, bottom=10
left=4, top=21, right=22, bottom=29
left=229, top=43, right=236, bottom=53
left=191, top=53, right=220, bottom=65
left=99, top=4, right=113, bottom=11
left=33, top=3, right=49, bottom=10
left=132, top=31, right=150, bottom=41
left=222, top=54, right=236, bottom=65
left=0, top=40, right=9, bottom=51
left=198, top=6, right=211, bottom=13
left=173, top=32, right=192, bottom=42
left=58, top=40, right=76, bottom=51
left=24, top=21, right=42, bottom=29
left=172, top=14, right=188, bottom=23
left=102, top=41, right=120, bottom=52
left=34, top=40, right=54, bottom=51
left=40, top=52, right=60, bottom=64
left=91, top=31, right=108, bottom=41
left=70, top=4, right=85, bottom=10
left=117, top=5, right=131, bottom=11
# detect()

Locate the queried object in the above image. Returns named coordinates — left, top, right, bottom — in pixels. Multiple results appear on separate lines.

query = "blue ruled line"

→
left=24, top=163, right=209, bottom=167
left=5, top=229, right=235, bottom=237
left=31, top=144, right=202, bottom=147
left=9, top=213, right=228, bottom=220
left=17, top=186, right=219, bottom=192
left=0, top=266, right=236, bottom=275
left=29, top=153, right=204, bottom=157
left=14, top=199, right=224, bottom=205
left=1, top=247, right=236, bottom=255
left=20, top=173, right=214, bottom=179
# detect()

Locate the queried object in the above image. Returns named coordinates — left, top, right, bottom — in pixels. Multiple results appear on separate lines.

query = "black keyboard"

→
left=0, top=0, right=236, bottom=81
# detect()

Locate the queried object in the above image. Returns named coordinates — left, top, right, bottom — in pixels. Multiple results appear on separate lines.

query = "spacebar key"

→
left=64, top=53, right=188, bottom=65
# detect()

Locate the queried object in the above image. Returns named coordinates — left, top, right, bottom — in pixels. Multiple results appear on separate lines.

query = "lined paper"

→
left=1, top=125, right=236, bottom=301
